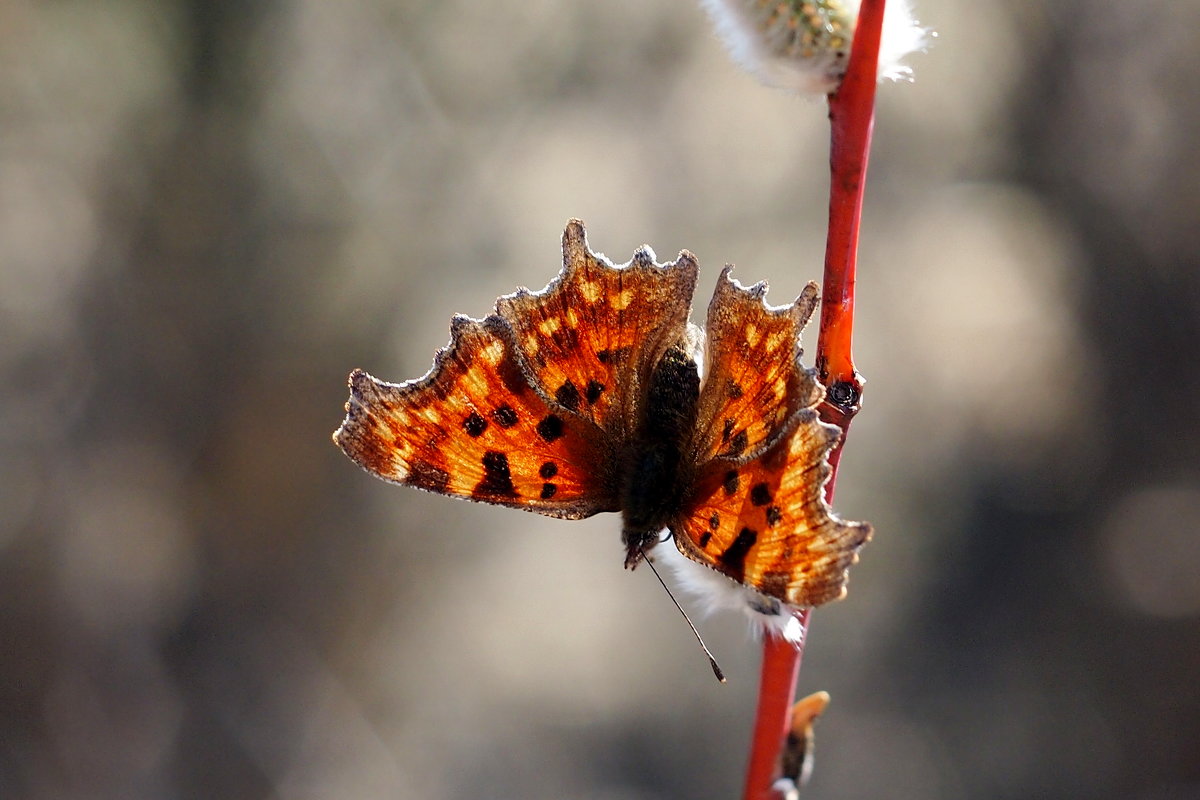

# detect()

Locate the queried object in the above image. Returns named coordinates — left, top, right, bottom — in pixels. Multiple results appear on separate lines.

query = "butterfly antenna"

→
left=640, top=546, right=726, bottom=683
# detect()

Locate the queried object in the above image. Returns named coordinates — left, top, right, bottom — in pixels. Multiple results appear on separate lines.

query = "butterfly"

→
left=333, top=220, right=871, bottom=607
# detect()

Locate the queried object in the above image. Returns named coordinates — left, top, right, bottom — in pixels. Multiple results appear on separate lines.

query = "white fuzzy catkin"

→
left=699, top=0, right=929, bottom=95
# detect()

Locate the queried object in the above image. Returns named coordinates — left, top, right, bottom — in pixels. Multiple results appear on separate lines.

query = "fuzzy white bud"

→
left=698, top=0, right=930, bottom=95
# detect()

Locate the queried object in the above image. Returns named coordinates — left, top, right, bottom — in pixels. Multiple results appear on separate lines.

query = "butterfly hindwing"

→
left=334, top=314, right=617, bottom=519
left=673, top=409, right=872, bottom=606
left=495, top=219, right=699, bottom=440
left=692, top=270, right=822, bottom=463
left=676, top=272, right=869, bottom=607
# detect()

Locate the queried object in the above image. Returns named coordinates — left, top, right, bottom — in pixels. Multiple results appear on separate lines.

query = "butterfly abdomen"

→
left=620, top=344, right=701, bottom=566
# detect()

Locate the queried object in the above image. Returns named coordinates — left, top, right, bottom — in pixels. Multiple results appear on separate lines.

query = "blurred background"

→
left=2, top=1, right=1198, bottom=798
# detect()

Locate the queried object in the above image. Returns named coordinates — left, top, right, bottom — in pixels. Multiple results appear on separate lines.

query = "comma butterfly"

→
left=334, top=220, right=871, bottom=607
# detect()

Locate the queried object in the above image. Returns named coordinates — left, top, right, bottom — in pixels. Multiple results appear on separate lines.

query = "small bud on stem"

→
left=699, top=0, right=929, bottom=96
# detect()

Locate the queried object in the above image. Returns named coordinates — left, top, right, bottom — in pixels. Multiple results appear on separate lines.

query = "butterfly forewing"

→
left=334, top=314, right=617, bottom=519
left=673, top=410, right=872, bottom=607
left=496, top=219, right=699, bottom=440
left=692, top=270, right=824, bottom=465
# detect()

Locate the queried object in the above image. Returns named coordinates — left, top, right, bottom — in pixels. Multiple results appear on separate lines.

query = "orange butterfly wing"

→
left=674, top=411, right=871, bottom=606
left=495, top=219, right=699, bottom=440
left=334, top=314, right=617, bottom=519
left=673, top=273, right=871, bottom=606
left=693, top=269, right=822, bottom=463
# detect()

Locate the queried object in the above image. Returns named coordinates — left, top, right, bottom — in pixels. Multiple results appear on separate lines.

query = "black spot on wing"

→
left=726, top=379, right=744, bottom=399
left=723, top=470, right=740, bottom=496
left=719, top=527, right=758, bottom=579
left=492, top=405, right=519, bottom=428
left=727, top=430, right=748, bottom=457
left=540, top=483, right=557, bottom=500
left=539, top=461, right=558, bottom=479
left=766, top=506, right=782, bottom=527
left=555, top=380, right=581, bottom=412
left=709, top=513, right=720, bottom=530
left=585, top=380, right=605, bottom=404
left=537, top=414, right=565, bottom=442
left=699, top=531, right=712, bottom=548
left=463, top=412, right=487, bottom=437
left=475, top=450, right=516, bottom=498
left=722, top=418, right=735, bottom=443
left=750, top=482, right=773, bottom=506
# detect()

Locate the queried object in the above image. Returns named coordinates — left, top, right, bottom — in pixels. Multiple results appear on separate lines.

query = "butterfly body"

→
left=620, top=343, right=702, bottom=566
left=335, top=220, right=871, bottom=608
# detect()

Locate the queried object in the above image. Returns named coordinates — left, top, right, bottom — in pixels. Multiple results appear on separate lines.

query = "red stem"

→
left=741, top=2, right=885, bottom=798
left=818, top=0, right=883, bottom=430
left=740, top=610, right=809, bottom=800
